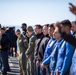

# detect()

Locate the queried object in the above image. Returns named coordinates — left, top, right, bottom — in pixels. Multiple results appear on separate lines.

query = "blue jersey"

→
left=60, top=33, right=75, bottom=75
left=42, top=39, right=64, bottom=72
left=43, top=38, right=56, bottom=60
left=55, top=41, right=66, bottom=72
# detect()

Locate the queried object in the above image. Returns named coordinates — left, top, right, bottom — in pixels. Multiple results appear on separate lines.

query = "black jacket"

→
left=37, top=35, right=50, bottom=61
left=34, top=33, right=44, bottom=60
left=61, top=32, right=76, bottom=48
left=1, top=33, right=10, bottom=51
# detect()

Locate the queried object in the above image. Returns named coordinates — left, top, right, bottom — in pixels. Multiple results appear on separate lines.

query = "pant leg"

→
left=40, top=67, right=46, bottom=75
left=34, top=60, right=40, bottom=75
left=29, top=57, right=34, bottom=75
left=22, top=52, right=27, bottom=75
left=1, top=50, right=10, bottom=74
left=26, top=58, right=30, bottom=75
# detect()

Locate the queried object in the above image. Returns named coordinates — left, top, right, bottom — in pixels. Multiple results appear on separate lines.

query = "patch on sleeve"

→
left=18, top=39, right=22, bottom=43
left=23, top=39, right=27, bottom=42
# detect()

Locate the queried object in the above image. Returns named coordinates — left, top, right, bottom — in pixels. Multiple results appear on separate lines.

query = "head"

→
left=71, top=21, right=76, bottom=33
left=15, top=29, right=21, bottom=37
left=12, top=27, right=15, bottom=31
left=48, top=23, right=55, bottom=37
left=27, top=26, right=34, bottom=37
left=0, top=27, right=6, bottom=34
left=34, top=24, right=42, bottom=34
left=60, top=20, right=72, bottom=34
left=21, top=23, right=27, bottom=32
left=53, top=25, right=61, bottom=40
left=42, top=24, right=49, bottom=36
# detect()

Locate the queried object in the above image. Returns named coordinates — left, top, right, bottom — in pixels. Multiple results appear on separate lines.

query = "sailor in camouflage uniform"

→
left=25, top=26, right=36, bottom=75
left=16, top=29, right=28, bottom=75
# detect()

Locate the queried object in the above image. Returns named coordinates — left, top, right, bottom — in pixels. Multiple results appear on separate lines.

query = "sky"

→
left=0, top=0, right=76, bottom=27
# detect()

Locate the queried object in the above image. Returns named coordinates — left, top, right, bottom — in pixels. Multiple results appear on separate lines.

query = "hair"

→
left=49, top=23, right=55, bottom=30
left=27, top=26, right=33, bottom=32
left=55, top=24, right=61, bottom=33
left=35, top=24, right=42, bottom=29
left=1, top=26, right=6, bottom=30
left=22, top=23, right=27, bottom=27
left=72, top=21, right=76, bottom=25
left=43, top=24, right=49, bottom=27
left=60, top=20, right=72, bottom=29
left=16, top=29, right=21, bottom=33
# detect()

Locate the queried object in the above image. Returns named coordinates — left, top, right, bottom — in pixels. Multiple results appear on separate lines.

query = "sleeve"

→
left=61, top=43, right=75, bottom=75
left=25, top=36, right=36, bottom=55
left=37, top=38, right=49, bottom=61
left=1, top=35, right=10, bottom=49
left=61, top=32, right=76, bottom=48
left=22, top=37, right=28, bottom=49
left=56, top=42, right=66, bottom=72
left=42, top=55, right=51, bottom=65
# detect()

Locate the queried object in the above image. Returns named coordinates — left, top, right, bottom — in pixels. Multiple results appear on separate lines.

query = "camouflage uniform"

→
left=25, top=32, right=36, bottom=75
left=18, top=34, right=28, bottom=75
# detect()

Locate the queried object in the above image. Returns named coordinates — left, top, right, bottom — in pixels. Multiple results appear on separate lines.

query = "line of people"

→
left=0, top=20, right=76, bottom=75
left=15, top=20, right=76, bottom=75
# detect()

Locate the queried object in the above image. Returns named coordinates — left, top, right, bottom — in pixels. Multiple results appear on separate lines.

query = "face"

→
left=71, top=22, right=76, bottom=33
left=26, top=30, right=30, bottom=37
left=21, top=25, right=27, bottom=31
left=16, top=31, right=21, bottom=37
left=34, top=26, right=42, bottom=34
left=1, top=29, right=5, bottom=34
left=60, top=24, right=65, bottom=32
left=48, top=27, right=54, bottom=37
left=42, top=26, right=48, bottom=35
left=53, top=27, right=61, bottom=40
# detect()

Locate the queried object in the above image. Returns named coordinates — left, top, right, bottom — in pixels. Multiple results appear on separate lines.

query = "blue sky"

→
left=0, top=0, right=76, bottom=26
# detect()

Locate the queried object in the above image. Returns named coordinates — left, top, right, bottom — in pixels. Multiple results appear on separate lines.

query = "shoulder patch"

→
left=23, top=39, right=27, bottom=42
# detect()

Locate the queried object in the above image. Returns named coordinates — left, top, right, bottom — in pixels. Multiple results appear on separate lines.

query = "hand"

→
left=56, top=70, right=60, bottom=75
left=26, top=54, right=29, bottom=58
left=41, top=63, right=45, bottom=68
left=0, top=45, right=2, bottom=49
left=13, top=47, right=15, bottom=51
left=69, top=3, right=76, bottom=15
left=36, top=61, right=40, bottom=66
left=41, top=63, right=47, bottom=68
left=50, top=72, right=53, bottom=75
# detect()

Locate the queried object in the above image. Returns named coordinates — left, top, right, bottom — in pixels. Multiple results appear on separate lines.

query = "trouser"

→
left=40, top=62, right=50, bottom=75
left=1, top=50, right=10, bottom=75
left=11, top=46, right=17, bottom=57
left=26, top=57, right=34, bottom=75
left=0, top=52, right=2, bottom=69
left=19, top=52, right=27, bottom=75
left=34, top=60, right=40, bottom=75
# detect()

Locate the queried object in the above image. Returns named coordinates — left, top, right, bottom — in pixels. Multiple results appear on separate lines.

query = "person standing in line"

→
left=36, top=24, right=50, bottom=75
left=0, top=27, right=10, bottom=75
left=34, top=24, right=44, bottom=75
left=16, top=29, right=28, bottom=75
left=58, top=20, right=75, bottom=75
left=70, top=21, right=76, bottom=75
left=21, top=23, right=29, bottom=42
left=25, top=26, right=36, bottom=75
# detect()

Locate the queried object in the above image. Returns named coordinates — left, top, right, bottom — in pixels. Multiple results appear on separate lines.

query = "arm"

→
left=61, top=43, right=75, bottom=75
left=61, top=32, right=76, bottom=48
left=1, top=35, right=10, bottom=49
left=42, top=55, right=51, bottom=65
left=23, top=37, right=28, bottom=49
left=25, top=36, right=36, bottom=55
left=69, top=3, right=76, bottom=15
